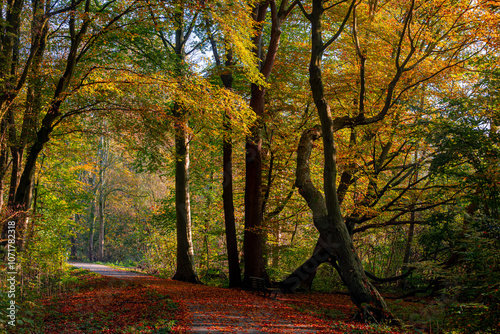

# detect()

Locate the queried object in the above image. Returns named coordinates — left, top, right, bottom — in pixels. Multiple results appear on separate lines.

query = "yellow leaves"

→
left=206, top=0, right=265, bottom=86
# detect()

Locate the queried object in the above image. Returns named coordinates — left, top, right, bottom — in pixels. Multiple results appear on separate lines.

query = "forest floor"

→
left=37, top=263, right=431, bottom=334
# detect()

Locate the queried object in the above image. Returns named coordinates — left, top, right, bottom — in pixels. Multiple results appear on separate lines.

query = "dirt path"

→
left=66, top=262, right=337, bottom=333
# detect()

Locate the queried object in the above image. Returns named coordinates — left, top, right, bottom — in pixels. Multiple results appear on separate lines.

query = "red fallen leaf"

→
left=40, top=272, right=407, bottom=334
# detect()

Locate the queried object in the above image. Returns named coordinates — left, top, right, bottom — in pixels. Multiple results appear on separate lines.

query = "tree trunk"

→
left=0, top=0, right=23, bottom=114
left=203, top=171, right=214, bottom=272
left=70, top=214, right=79, bottom=260
left=243, top=2, right=269, bottom=284
left=281, top=238, right=335, bottom=292
left=18, top=167, right=35, bottom=252
left=288, top=1, right=393, bottom=322
left=97, top=135, right=107, bottom=262
left=211, top=39, right=242, bottom=287
left=70, top=235, right=77, bottom=260
left=97, top=193, right=105, bottom=262
left=172, top=116, right=200, bottom=283
left=244, top=119, right=265, bottom=283
left=3, top=0, right=92, bottom=250
left=88, top=199, right=95, bottom=262
left=244, top=83, right=266, bottom=284
left=222, top=119, right=242, bottom=287
left=0, top=118, right=9, bottom=211
left=169, top=4, right=200, bottom=284
left=291, top=124, right=392, bottom=321
left=243, top=0, right=296, bottom=286
left=402, top=212, right=415, bottom=271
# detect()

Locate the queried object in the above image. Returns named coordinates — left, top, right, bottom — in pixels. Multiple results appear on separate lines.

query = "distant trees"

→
left=0, top=0, right=140, bottom=251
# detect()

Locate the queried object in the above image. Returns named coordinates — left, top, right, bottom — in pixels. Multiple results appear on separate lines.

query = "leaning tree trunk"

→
left=287, top=0, right=393, bottom=322
left=291, top=125, right=392, bottom=321
left=2, top=0, right=92, bottom=250
left=281, top=235, right=337, bottom=292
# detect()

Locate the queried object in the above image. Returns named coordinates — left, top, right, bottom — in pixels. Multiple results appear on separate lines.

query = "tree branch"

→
left=321, top=0, right=356, bottom=52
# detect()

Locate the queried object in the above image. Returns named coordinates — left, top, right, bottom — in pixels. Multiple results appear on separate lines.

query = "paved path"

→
left=69, top=262, right=150, bottom=278
left=68, top=262, right=331, bottom=333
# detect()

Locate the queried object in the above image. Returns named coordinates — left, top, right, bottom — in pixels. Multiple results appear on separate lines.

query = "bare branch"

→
left=47, top=0, right=85, bottom=16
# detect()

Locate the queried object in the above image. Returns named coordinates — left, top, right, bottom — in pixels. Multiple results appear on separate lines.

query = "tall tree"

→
left=142, top=0, right=258, bottom=283
left=168, top=2, right=200, bottom=283
left=207, top=33, right=242, bottom=286
left=244, top=0, right=297, bottom=285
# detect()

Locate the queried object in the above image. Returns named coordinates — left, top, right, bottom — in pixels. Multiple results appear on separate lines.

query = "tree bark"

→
left=70, top=214, right=80, bottom=260
left=243, top=2, right=270, bottom=284
left=169, top=4, right=200, bottom=284
left=223, top=109, right=242, bottom=287
left=172, top=115, right=200, bottom=283
left=3, top=0, right=92, bottom=251
left=244, top=119, right=265, bottom=282
left=0, top=0, right=24, bottom=114
left=0, top=118, right=9, bottom=211
left=299, top=1, right=392, bottom=321
left=97, top=135, right=108, bottom=262
left=243, top=0, right=296, bottom=286
left=281, top=237, right=336, bottom=292
left=209, top=34, right=242, bottom=287
left=88, top=198, right=95, bottom=262
left=291, top=124, right=392, bottom=321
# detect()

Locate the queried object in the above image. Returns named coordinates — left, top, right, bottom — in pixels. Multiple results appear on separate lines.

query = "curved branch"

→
left=321, top=0, right=356, bottom=52
left=295, top=126, right=328, bottom=230
left=296, top=0, right=311, bottom=20
left=365, top=267, right=415, bottom=283
left=354, top=220, right=425, bottom=234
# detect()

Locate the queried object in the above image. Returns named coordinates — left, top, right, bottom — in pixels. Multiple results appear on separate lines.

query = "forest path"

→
left=65, top=262, right=348, bottom=333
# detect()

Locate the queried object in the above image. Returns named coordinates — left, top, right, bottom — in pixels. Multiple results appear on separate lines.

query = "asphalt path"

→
left=68, top=262, right=150, bottom=278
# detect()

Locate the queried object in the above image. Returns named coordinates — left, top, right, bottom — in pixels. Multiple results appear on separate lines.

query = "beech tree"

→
left=243, top=0, right=297, bottom=285
left=281, top=0, right=495, bottom=321
left=203, top=0, right=261, bottom=287
left=207, top=23, right=243, bottom=287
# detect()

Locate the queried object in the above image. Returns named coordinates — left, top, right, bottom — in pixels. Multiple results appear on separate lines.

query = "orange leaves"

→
left=41, top=272, right=410, bottom=333
left=43, top=275, right=165, bottom=332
